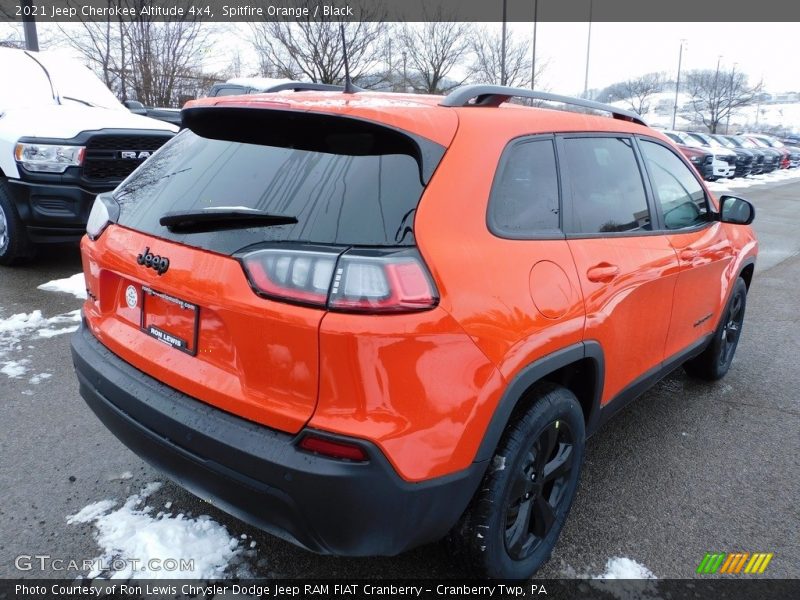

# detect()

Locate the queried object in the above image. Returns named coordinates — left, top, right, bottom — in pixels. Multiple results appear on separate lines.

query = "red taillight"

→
left=242, top=246, right=339, bottom=307
left=241, top=247, right=438, bottom=313
left=298, top=435, right=368, bottom=462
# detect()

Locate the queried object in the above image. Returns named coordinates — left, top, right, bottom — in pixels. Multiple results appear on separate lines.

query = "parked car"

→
left=748, top=134, right=800, bottom=168
left=718, top=135, right=767, bottom=175
left=702, top=134, right=755, bottom=178
left=663, top=130, right=735, bottom=180
left=0, top=48, right=177, bottom=265
left=122, top=100, right=182, bottom=128
left=729, top=135, right=781, bottom=173
left=742, top=134, right=791, bottom=169
left=668, top=141, right=714, bottom=180
left=685, top=132, right=748, bottom=178
left=780, top=134, right=800, bottom=146
left=207, top=77, right=342, bottom=97
left=72, top=85, right=758, bottom=580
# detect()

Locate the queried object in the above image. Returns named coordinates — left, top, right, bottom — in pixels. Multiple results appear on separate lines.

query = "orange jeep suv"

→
left=71, top=85, right=758, bottom=579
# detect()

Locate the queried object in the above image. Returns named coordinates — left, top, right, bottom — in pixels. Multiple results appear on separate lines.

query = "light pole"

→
left=22, top=0, right=39, bottom=51
left=583, top=0, right=593, bottom=98
left=531, top=0, right=538, bottom=90
left=501, top=0, right=508, bottom=85
left=401, top=50, right=407, bottom=93
left=672, top=39, right=686, bottom=130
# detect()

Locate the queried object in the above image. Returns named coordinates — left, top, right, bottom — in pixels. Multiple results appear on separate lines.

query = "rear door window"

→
left=488, top=138, right=560, bottom=236
left=114, top=129, right=428, bottom=254
left=561, top=137, right=652, bottom=234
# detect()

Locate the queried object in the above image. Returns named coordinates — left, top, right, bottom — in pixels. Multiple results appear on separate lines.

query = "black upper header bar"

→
left=2, top=0, right=799, bottom=23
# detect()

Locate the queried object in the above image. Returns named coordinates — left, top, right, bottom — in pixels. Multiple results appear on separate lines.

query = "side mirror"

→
left=123, top=100, right=147, bottom=115
left=719, top=195, right=755, bottom=225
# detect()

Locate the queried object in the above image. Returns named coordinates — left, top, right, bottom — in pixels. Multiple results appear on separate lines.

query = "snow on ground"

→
left=583, top=557, right=659, bottom=600
left=28, top=372, right=52, bottom=385
left=706, top=167, right=800, bottom=192
left=67, top=483, right=243, bottom=579
left=37, top=273, right=87, bottom=300
left=0, top=309, right=82, bottom=379
left=1, top=359, right=31, bottom=378
left=593, top=557, right=657, bottom=579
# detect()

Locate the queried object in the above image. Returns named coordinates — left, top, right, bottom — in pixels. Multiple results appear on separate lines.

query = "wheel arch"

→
left=738, top=259, right=755, bottom=290
left=474, top=341, right=605, bottom=462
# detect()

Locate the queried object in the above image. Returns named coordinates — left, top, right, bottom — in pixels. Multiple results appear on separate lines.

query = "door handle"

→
left=679, top=248, right=699, bottom=261
left=586, top=263, right=620, bottom=282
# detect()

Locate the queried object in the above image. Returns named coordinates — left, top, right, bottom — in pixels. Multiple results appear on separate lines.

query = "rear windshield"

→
left=114, top=129, right=427, bottom=254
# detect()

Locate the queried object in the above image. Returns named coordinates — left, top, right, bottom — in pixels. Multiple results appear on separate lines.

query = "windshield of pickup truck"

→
left=0, top=49, right=56, bottom=109
left=0, top=49, right=124, bottom=111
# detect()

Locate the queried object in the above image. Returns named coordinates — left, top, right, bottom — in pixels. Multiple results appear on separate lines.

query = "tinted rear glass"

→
left=114, top=130, right=426, bottom=254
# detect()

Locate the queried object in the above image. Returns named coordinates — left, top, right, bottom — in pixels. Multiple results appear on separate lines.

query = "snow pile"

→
left=1, top=359, right=30, bottom=378
left=67, top=483, right=242, bottom=579
left=593, top=557, right=657, bottom=579
left=588, top=557, right=659, bottom=600
left=707, top=167, right=800, bottom=192
left=37, top=273, right=87, bottom=299
left=0, top=309, right=82, bottom=378
left=29, top=372, right=52, bottom=385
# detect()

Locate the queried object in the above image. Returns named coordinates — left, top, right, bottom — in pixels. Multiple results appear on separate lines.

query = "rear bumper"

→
left=70, top=321, right=484, bottom=556
left=6, top=179, right=109, bottom=243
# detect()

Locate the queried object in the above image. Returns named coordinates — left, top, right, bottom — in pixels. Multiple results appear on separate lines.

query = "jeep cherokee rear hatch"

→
left=80, top=102, right=453, bottom=433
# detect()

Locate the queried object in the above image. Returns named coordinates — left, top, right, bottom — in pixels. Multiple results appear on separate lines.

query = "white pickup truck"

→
left=0, top=48, right=177, bottom=265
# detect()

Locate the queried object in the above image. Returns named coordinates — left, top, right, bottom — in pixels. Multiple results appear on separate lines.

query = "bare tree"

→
left=469, top=26, right=543, bottom=89
left=685, top=68, right=761, bottom=133
left=620, top=72, right=665, bottom=114
left=399, top=18, right=472, bottom=94
left=250, top=6, right=387, bottom=86
left=0, top=23, right=24, bottom=48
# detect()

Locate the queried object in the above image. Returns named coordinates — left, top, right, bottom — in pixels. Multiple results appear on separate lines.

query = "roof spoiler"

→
left=440, top=84, right=648, bottom=127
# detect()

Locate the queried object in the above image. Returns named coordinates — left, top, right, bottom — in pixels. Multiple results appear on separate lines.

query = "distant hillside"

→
left=609, top=92, right=799, bottom=134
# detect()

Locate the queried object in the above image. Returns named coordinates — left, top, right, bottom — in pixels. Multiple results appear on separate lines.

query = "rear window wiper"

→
left=159, top=207, right=297, bottom=233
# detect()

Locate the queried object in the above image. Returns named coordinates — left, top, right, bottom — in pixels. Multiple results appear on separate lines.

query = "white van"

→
left=0, top=48, right=177, bottom=265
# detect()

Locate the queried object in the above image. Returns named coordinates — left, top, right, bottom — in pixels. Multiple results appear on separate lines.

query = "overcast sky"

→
left=202, top=21, right=800, bottom=95
left=4, top=21, right=798, bottom=95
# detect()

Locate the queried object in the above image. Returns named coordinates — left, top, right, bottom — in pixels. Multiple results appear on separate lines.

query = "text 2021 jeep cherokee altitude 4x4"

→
left=71, top=85, right=758, bottom=579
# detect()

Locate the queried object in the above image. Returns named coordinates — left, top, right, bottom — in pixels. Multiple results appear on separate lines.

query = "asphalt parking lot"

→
left=1, top=176, right=798, bottom=580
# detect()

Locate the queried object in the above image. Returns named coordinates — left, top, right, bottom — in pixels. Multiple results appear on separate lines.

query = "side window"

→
left=639, top=139, right=709, bottom=230
left=562, top=137, right=651, bottom=234
left=488, top=138, right=560, bottom=236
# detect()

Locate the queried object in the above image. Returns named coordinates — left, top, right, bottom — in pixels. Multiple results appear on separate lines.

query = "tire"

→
left=684, top=278, right=748, bottom=381
left=449, top=384, right=586, bottom=580
left=0, top=178, right=34, bottom=266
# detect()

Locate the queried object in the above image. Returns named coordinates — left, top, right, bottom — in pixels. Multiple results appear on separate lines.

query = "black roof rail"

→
left=265, top=82, right=349, bottom=93
left=440, top=84, right=648, bottom=127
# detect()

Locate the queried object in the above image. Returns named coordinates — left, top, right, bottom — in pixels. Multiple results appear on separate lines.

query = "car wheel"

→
left=449, top=384, right=585, bottom=580
left=0, top=178, right=34, bottom=266
left=684, top=278, right=747, bottom=381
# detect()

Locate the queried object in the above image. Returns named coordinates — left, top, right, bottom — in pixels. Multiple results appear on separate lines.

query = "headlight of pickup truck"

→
left=14, top=143, right=85, bottom=173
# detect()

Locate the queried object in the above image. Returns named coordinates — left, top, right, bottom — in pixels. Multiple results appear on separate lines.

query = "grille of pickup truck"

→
left=83, top=134, right=173, bottom=182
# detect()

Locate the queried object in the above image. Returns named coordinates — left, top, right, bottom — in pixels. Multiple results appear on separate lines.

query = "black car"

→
left=731, top=136, right=781, bottom=173
left=711, top=135, right=757, bottom=177
left=720, top=135, right=767, bottom=175
left=687, top=132, right=750, bottom=178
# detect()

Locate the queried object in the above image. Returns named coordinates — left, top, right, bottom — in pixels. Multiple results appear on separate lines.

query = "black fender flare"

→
left=474, top=341, right=605, bottom=462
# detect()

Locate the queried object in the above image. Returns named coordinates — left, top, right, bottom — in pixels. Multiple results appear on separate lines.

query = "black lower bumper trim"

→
left=70, top=322, right=485, bottom=556
left=7, top=179, right=110, bottom=243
